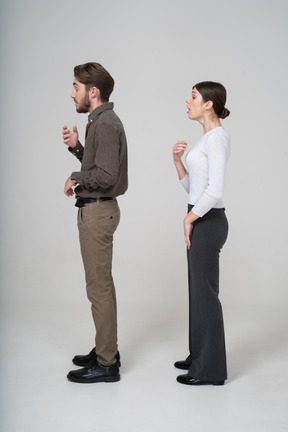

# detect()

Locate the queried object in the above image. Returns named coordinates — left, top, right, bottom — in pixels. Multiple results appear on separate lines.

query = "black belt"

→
left=75, top=197, right=114, bottom=208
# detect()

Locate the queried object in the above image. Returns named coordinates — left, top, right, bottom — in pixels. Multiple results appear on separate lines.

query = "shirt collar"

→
left=88, top=102, right=114, bottom=122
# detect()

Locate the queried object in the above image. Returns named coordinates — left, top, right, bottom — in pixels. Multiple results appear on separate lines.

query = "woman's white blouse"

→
left=180, top=127, right=230, bottom=217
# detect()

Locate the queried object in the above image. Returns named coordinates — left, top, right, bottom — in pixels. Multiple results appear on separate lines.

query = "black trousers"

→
left=186, top=205, right=228, bottom=381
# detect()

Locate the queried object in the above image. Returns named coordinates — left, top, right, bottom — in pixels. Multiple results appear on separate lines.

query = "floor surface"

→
left=1, top=286, right=287, bottom=432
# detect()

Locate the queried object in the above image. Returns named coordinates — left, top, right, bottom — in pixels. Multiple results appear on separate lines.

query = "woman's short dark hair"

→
left=193, top=81, right=230, bottom=119
left=74, top=62, right=114, bottom=102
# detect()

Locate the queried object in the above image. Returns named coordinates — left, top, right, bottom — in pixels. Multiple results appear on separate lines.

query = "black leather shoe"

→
left=72, top=348, right=96, bottom=366
left=174, top=360, right=190, bottom=370
left=177, top=374, right=224, bottom=386
left=67, top=359, right=120, bottom=383
left=72, top=348, right=121, bottom=367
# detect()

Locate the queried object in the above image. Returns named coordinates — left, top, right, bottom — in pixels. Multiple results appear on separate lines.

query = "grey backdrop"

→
left=0, top=0, right=287, bottom=430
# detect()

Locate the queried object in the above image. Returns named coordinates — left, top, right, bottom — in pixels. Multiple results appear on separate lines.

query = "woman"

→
left=172, top=81, right=230, bottom=386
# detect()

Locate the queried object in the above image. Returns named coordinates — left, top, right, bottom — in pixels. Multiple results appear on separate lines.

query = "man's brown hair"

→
left=74, top=62, right=114, bottom=102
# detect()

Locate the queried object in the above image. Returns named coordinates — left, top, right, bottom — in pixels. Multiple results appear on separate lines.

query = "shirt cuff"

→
left=71, top=172, right=82, bottom=184
left=68, top=141, right=84, bottom=157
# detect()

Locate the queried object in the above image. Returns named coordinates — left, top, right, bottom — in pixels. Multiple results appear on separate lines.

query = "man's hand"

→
left=64, top=177, right=76, bottom=197
left=63, top=125, right=78, bottom=149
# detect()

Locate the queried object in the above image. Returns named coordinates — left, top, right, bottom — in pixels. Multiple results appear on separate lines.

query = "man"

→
left=63, top=62, right=128, bottom=383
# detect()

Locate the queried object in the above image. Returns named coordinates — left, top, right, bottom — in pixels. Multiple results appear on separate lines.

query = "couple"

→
left=63, top=62, right=231, bottom=387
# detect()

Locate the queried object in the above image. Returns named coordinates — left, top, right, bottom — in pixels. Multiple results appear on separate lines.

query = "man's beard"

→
left=76, top=92, right=91, bottom=113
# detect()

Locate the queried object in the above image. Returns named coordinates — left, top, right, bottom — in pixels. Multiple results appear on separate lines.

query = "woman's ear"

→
left=205, top=100, right=213, bottom=110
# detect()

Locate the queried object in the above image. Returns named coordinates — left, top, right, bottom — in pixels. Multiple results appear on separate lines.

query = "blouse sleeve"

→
left=192, top=132, right=230, bottom=217
left=180, top=174, right=189, bottom=193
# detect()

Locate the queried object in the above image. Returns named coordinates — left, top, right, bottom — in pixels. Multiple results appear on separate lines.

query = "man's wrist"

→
left=70, top=172, right=77, bottom=184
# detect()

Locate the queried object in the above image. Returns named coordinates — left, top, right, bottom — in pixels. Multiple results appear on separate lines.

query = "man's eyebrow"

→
left=73, top=82, right=78, bottom=87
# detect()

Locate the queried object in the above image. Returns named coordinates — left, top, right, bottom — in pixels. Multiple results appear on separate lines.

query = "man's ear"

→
left=89, top=86, right=100, bottom=99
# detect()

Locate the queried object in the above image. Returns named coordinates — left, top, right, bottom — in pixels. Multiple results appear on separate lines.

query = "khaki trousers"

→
left=77, top=200, right=120, bottom=366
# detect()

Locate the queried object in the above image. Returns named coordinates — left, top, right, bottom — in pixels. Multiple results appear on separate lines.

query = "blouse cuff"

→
left=180, top=174, right=189, bottom=193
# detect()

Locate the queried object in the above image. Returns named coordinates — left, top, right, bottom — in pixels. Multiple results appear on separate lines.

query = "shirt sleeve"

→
left=68, top=141, right=84, bottom=162
left=192, top=132, right=230, bottom=217
left=180, top=174, right=189, bottom=193
left=73, top=123, right=120, bottom=190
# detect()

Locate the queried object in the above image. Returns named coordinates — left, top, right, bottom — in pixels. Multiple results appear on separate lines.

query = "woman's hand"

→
left=184, top=211, right=199, bottom=249
left=173, top=141, right=188, bottom=163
